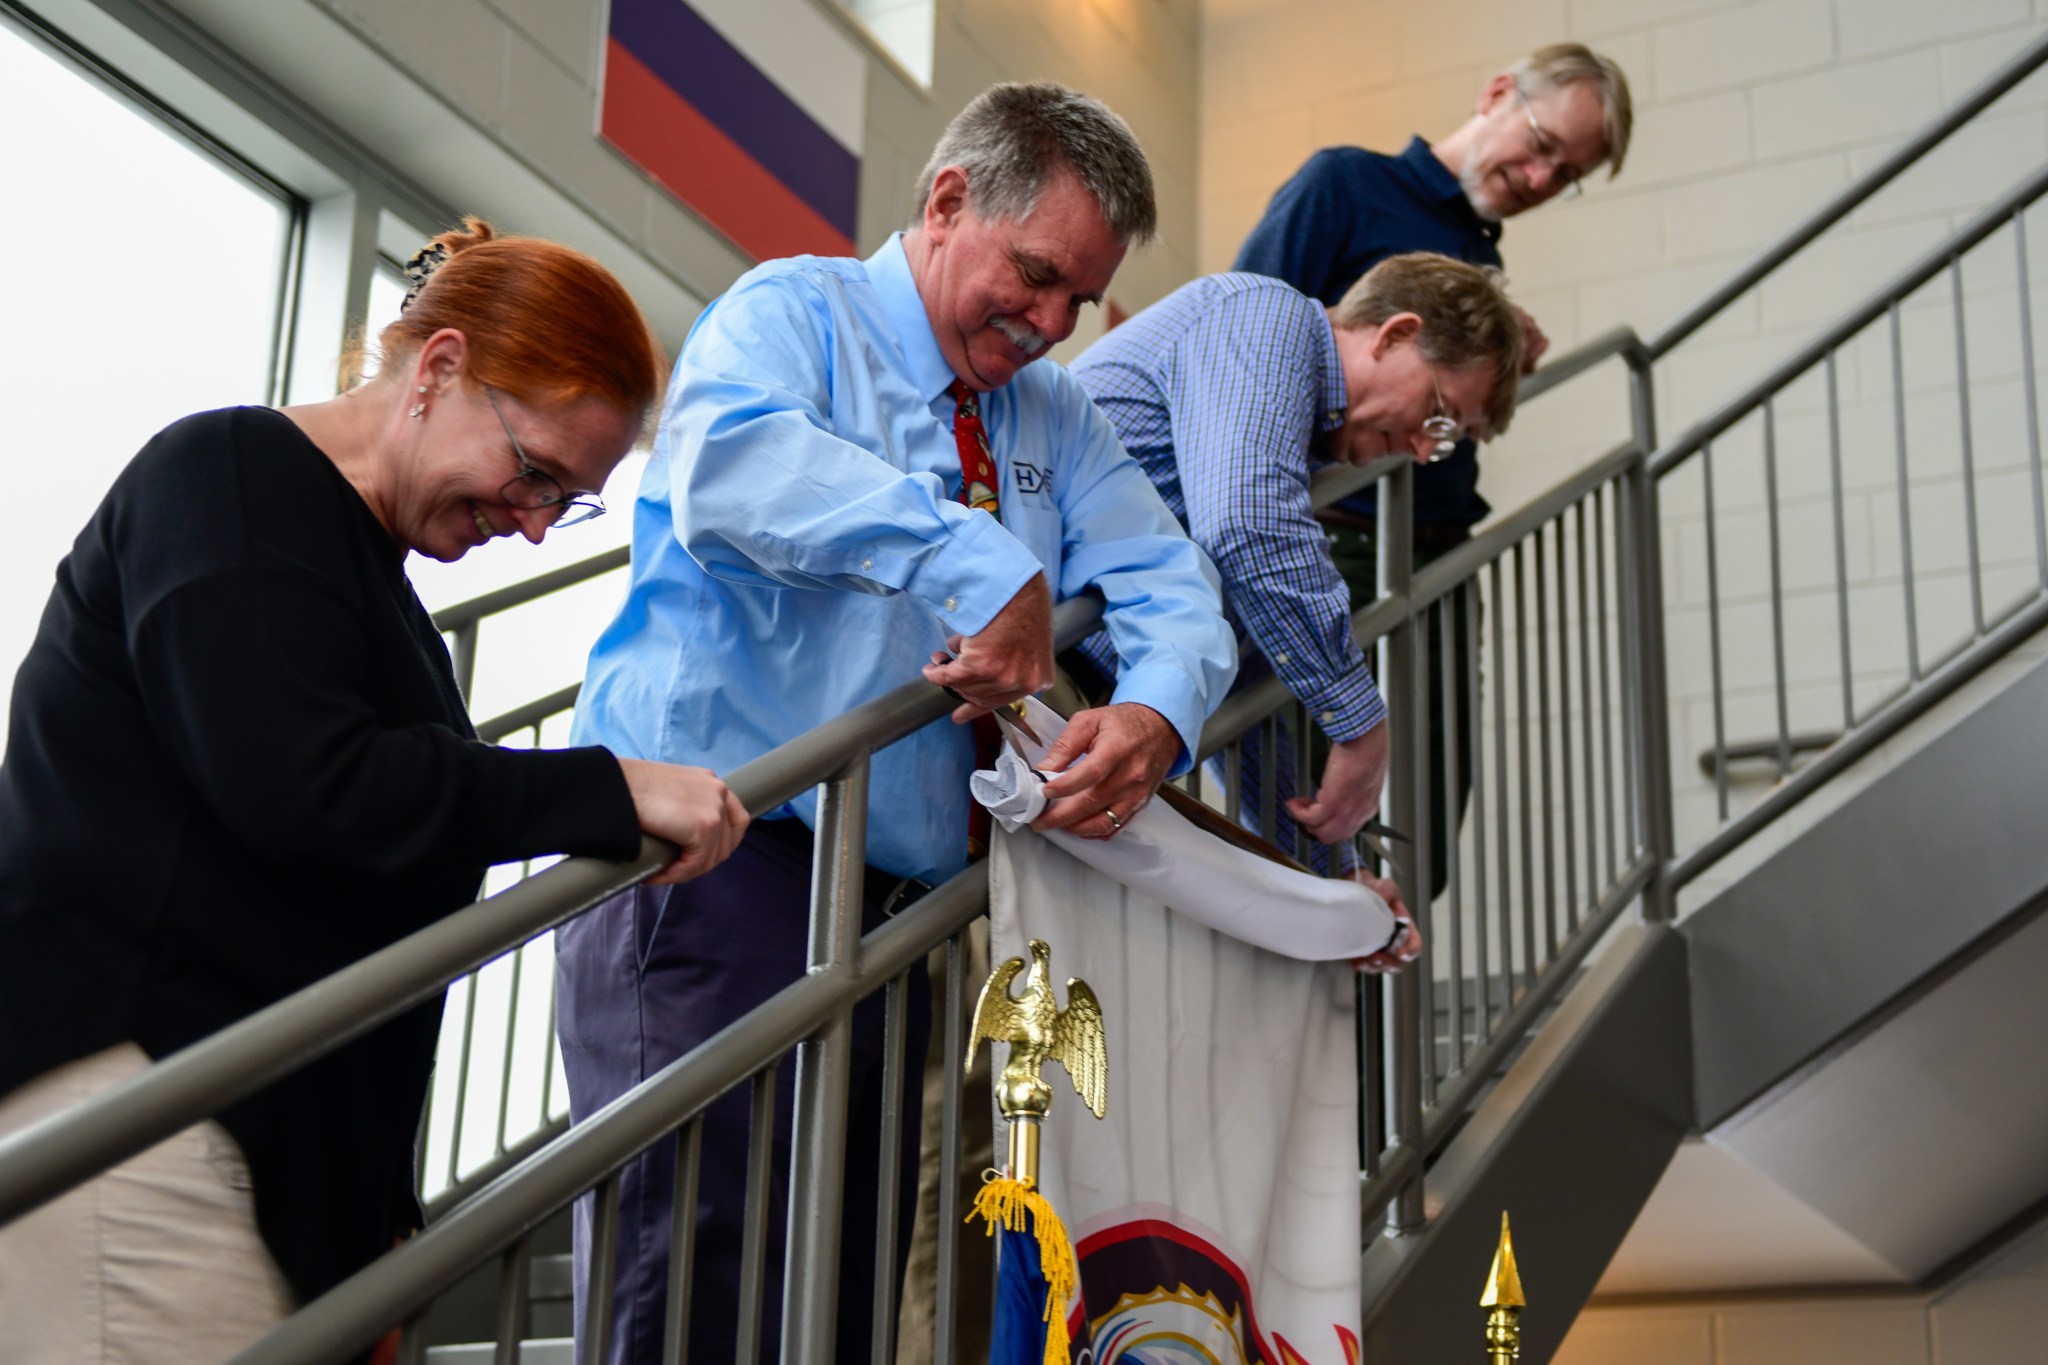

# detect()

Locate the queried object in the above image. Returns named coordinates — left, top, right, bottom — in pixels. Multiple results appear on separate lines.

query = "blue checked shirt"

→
left=572, top=235, right=1236, bottom=885
left=1070, top=273, right=1385, bottom=743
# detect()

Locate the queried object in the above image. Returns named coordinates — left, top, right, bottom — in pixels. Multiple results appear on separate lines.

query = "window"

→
left=832, top=0, right=934, bottom=88
left=0, top=16, right=298, bottom=734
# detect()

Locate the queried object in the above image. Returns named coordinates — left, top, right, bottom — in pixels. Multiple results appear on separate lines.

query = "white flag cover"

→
left=970, top=698, right=1397, bottom=961
left=978, top=700, right=1365, bottom=1364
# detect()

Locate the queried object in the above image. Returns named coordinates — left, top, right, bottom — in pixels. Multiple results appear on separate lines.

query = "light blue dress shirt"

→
left=573, top=234, right=1236, bottom=884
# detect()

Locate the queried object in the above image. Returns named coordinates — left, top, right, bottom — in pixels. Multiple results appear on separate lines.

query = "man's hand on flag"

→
left=1349, top=869, right=1423, bottom=974
left=924, top=573, right=1055, bottom=723
left=1285, top=719, right=1389, bottom=844
left=1033, top=702, right=1178, bottom=840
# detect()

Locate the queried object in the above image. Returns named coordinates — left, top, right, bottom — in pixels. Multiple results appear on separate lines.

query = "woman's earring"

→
left=410, top=384, right=428, bottom=420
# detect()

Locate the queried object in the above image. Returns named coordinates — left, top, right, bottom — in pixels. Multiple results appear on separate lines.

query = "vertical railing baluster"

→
left=662, top=1122, right=702, bottom=1365
left=1491, top=558, right=1514, bottom=1010
left=1595, top=487, right=1616, bottom=885
left=1891, top=300, right=1923, bottom=682
left=1294, top=702, right=1314, bottom=866
left=452, top=623, right=479, bottom=706
left=1574, top=499, right=1596, bottom=924
left=493, top=1235, right=532, bottom=1365
left=870, top=976, right=909, bottom=1365
left=1438, top=598, right=1464, bottom=1069
left=1532, top=530, right=1555, bottom=959
left=1554, top=517, right=1578, bottom=931
left=397, top=1315, right=429, bottom=1365
left=1411, top=601, right=1436, bottom=1107
left=446, top=971, right=480, bottom=1188
left=2016, top=208, right=2048, bottom=590
left=1513, top=542, right=1535, bottom=988
left=1359, top=974, right=1385, bottom=1178
left=495, top=934, right=524, bottom=1160
left=1466, top=580, right=1492, bottom=1036
left=1827, top=351, right=1854, bottom=730
left=1379, top=459, right=1425, bottom=1234
left=586, top=1175, right=624, bottom=1365
left=1766, top=397, right=1793, bottom=779
left=1259, top=714, right=1280, bottom=848
left=1224, top=740, right=1243, bottom=823
left=1702, top=443, right=1729, bottom=820
left=1952, top=256, right=1986, bottom=636
left=735, top=1068, right=778, bottom=1365
left=782, top=757, right=868, bottom=1363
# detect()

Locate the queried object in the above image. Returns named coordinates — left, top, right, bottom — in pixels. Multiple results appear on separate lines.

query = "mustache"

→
left=989, top=315, right=1047, bottom=356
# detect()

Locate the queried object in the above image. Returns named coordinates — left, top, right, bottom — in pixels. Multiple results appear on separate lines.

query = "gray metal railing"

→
left=7, top=27, right=2048, bottom=1361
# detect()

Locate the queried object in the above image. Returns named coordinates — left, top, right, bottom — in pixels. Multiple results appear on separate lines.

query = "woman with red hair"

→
left=0, top=219, right=745, bottom=1363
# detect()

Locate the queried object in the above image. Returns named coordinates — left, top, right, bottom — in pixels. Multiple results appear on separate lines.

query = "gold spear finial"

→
left=1481, top=1211, right=1525, bottom=1363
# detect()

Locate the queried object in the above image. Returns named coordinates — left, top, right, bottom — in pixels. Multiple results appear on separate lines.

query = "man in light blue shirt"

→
left=557, top=83, right=1234, bottom=1365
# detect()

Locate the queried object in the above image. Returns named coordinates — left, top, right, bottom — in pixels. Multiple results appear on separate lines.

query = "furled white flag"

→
left=975, top=698, right=1393, bottom=1365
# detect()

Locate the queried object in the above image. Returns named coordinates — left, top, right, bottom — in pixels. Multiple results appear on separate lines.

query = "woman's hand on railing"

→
left=1286, top=720, right=1389, bottom=846
left=617, top=759, right=750, bottom=885
left=1348, top=868, right=1423, bottom=975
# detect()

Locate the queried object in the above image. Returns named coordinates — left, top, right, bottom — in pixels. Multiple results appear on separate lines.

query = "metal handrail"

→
left=1649, top=158, right=2048, bottom=477
left=0, top=595, right=1102, bottom=1229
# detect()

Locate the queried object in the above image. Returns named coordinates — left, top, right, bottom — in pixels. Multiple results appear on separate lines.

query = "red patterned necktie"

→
left=951, top=381, right=1002, bottom=858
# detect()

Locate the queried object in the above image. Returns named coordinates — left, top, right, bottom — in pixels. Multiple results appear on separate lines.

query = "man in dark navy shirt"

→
left=1233, top=42, right=1632, bottom=894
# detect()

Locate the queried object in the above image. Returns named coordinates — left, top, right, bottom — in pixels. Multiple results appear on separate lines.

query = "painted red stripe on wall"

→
left=601, top=39, right=855, bottom=264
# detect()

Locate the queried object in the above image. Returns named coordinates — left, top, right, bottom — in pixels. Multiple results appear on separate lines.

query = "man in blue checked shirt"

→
left=1071, top=253, right=1522, bottom=877
left=556, top=83, right=1234, bottom=1365
left=1233, top=44, right=1631, bottom=896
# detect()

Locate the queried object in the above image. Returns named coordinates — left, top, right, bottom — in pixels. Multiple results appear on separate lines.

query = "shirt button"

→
left=1328, top=409, right=1344, bottom=424
left=1273, top=652, right=1288, bottom=665
left=1320, top=710, right=1336, bottom=723
left=861, top=558, right=874, bottom=570
left=944, top=597, right=958, bottom=612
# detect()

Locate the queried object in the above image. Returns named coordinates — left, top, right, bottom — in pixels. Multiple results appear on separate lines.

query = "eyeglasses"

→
left=1422, top=364, right=1462, bottom=463
left=1512, top=81, right=1585, bottom=201
left=482, top=386, right=607, bottom=528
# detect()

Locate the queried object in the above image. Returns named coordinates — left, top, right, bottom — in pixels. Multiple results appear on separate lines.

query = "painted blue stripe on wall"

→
left=611, top=0, right=860, bottom=238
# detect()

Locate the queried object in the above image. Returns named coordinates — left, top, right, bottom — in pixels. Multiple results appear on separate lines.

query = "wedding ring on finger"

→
left=1104, top=808, right=1123, bottom=832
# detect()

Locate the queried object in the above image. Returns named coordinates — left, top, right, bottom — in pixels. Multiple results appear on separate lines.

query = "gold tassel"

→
left=969, top=1176, right=1078, bottom=1365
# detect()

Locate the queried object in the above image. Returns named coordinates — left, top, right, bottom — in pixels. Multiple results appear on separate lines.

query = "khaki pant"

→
left=894, top=919, right=995, bottom=1365
left=0, top=1043, right=294, bottom=1364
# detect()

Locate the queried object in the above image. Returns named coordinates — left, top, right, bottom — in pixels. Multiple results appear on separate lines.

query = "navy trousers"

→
left=555, top=817, right=932, bottom=1365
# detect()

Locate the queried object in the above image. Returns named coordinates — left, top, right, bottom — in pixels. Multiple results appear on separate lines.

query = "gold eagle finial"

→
left=969, top=938, right=1107, bottom=1121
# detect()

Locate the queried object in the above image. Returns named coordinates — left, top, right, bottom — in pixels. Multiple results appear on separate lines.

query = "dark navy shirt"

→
left=1234, top=138, right=1506, bottom=528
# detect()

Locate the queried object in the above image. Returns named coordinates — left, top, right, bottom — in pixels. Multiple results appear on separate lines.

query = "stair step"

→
left=426, top=1340, right=573, bottom=1364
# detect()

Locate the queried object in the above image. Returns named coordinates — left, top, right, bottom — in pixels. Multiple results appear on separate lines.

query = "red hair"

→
left=374, top=218, right=664, bottom=418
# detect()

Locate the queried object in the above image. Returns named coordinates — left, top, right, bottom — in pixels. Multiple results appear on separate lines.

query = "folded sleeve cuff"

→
left=1108, top=667, right=1211, bottom=778
left=901, top=510, right=1044, bottom=637
left=1301, top=665, right=1387, bottom=745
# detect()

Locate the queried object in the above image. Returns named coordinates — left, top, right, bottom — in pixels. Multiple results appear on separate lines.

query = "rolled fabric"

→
left=970, top=697, right=1398, bottom=961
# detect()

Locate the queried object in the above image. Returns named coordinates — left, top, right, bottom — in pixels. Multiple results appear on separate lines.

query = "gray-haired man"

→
left=558, top=82, right=1234, bottom=1365
left=1235, top=43, right=1632, bottom=895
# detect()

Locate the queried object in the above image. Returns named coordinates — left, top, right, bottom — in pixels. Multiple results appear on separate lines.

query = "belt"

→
left=747, top=815, right=933, bottom=917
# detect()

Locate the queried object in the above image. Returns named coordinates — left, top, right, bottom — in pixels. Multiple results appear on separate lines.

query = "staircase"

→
left=6, top=28, right=2048, bottom=1365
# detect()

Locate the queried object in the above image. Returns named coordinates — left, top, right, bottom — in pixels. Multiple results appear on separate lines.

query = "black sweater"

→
left=0, top=407, right=640, bottom=1305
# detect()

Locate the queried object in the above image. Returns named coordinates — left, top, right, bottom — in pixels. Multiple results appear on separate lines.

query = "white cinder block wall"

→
left=1200, top=0, right=2048, bottom=867
left=1555, top=1214, right=2048, bottom=1363
left=285, top=0, right=1202, bottom=341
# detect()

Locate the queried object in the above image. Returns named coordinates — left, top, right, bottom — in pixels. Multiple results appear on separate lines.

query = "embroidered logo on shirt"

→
left=1014, top=462, right=1052, bottom=497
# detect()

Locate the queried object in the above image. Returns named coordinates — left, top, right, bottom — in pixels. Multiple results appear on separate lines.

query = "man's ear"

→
left=1477, top=71, right=1518, bottom=116
left=1370, top=312, right=1425, bottom=360
left=923, top=165, right=972, bottom=243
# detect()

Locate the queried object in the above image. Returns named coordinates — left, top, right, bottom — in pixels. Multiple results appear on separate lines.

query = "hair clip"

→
left=399, top=242, right=451, bottom=314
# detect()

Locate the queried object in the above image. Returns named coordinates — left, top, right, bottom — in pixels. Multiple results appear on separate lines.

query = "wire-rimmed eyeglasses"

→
left=482, top=386, right=607, bottom=528
left=1512, top=80, right=1585, bottom=201
left=1422, top=364, right=1462, bottom=464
